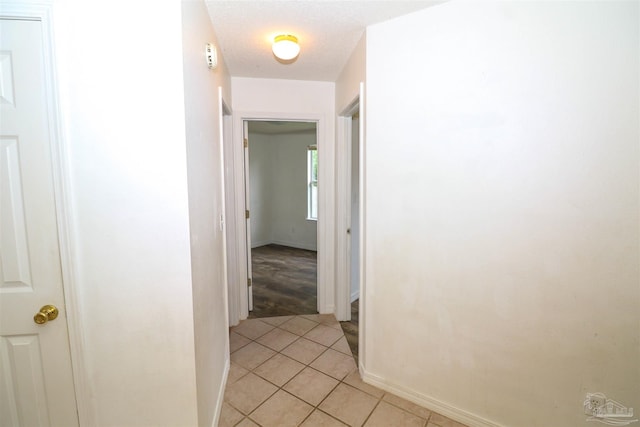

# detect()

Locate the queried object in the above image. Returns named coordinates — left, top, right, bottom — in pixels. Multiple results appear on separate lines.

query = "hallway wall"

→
left=53, top=0, right=198, bottom=424
left=336, top=33, right=366, bottom=113
left=181, top=1, right=232, bottom=426
left=364, top=2, right=639, bottom=426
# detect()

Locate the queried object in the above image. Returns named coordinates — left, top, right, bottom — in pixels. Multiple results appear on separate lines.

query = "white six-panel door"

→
left=0, top=18, right=78, bottom=427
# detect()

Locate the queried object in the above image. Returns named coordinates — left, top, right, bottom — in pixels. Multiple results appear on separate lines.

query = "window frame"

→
left=307, top=144, right=318, bottom=221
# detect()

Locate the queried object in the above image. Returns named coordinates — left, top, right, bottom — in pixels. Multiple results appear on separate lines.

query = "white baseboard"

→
left=251, top=239, right=270, bottom=249
left=319, top=304, right=335, bottom=315
left=252, top=240, right=317, bottom=251
left=350, top=289, right=359, bottom=303
left=212, top=356, right=231, bottom=427
left=269, top=239, right=317, bottom=251
left=360, top=367, right=502, bottom=427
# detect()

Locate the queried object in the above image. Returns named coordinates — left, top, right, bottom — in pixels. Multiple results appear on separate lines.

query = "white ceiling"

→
left=205, top=1, right=444, bottom=82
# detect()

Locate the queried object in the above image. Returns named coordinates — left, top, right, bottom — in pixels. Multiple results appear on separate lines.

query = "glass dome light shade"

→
left=272, top=35, right=300, bottom=60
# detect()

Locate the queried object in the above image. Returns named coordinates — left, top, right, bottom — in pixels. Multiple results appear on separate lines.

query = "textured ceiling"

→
left=205, top=1, right=443, bottom=82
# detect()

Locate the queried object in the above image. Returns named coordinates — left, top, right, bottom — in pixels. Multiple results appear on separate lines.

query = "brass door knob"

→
left=34, top=305, right=59, bottom=325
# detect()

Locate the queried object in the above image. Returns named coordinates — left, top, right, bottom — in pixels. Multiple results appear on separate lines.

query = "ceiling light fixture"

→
left=272, top=34, right=300, bottom=61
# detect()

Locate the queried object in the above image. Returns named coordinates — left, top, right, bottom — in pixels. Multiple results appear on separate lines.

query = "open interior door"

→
left=243, top=120, right=253, bottom=311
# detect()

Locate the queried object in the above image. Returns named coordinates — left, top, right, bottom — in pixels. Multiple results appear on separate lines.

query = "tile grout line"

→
left=232, top=327, right=400, bottom=426
left=230, top=316, right=355, bottom=425
left=359, top=395, right=385, bottom=427
left=228, top=315, right=437, bottom=427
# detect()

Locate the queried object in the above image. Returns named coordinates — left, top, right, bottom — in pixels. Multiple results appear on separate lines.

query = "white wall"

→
left=336, top=33, right=366, bottom=113
left=181, top=1, right=232, bottom=426
left=250, top=130, right=318, bottom=250
left=364, top=2, right=639, bottom=427
left=231, top=77, right=335, bottom=315
left=271, top=132, right=317, bottom=249
left=53, top=0, right=198, bottom=425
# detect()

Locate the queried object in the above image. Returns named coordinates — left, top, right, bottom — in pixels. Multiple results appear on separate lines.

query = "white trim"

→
left=350, top=290, right=360, bottom=303
left=218, top=87, right=231, bottom=333
left=231, top=111, right=331, bottom=318
left=243, top=119, right=254, bottom=312
left=335, top=92, right=362, bottom=322
left=321, top=304, right=335, bottom=315
left=268, top=240, right=317, bottom=252
left=221, top=93, right=239, bottom=326
left=357, top=82, right=367, bottom=371
left=228, top=114, right=248, bottom=324
left=360, top=367, right=503, bottom=427
left=250, top=239, right=272, bottom=249
left=252, top=241, right=318, bottom=251
left=307, top=144, right=318, bottom=220
left=212, top=357, right=231, bottom=427
left=335, top=114, right=352, bottom=321
left=0, top=1, right=94, bottom=424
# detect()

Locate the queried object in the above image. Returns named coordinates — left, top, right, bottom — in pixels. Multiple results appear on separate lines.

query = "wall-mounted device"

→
left=206, top=43, right=217, bottom=70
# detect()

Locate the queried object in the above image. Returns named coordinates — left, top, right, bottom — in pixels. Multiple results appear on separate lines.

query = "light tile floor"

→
left=222, top=314, right=469, bottom=427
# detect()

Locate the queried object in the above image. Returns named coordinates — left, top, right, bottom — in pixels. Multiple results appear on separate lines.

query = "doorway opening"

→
left=341, top=111, right=360, bottom=361
left=335, top=86, right=364, bottom=366
left=244, top=120, right=319, bottom=318
left=336, top=109, right=361, bottom=362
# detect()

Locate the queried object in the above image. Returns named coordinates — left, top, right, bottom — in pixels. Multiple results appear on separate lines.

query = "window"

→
left=307, top=145, right=318, bottom=220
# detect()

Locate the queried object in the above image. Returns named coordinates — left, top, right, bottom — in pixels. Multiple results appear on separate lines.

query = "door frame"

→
left=335, top=98, right=358, bottom=322
left=242, top=120, right=253, bottom=312
left=335, top=83, right=366, bottom=366
left=228, top=111, right=329, bottom=324
left=218, top=88, right=232, bottom=331
left=0, top=1, right=93, bottom=424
